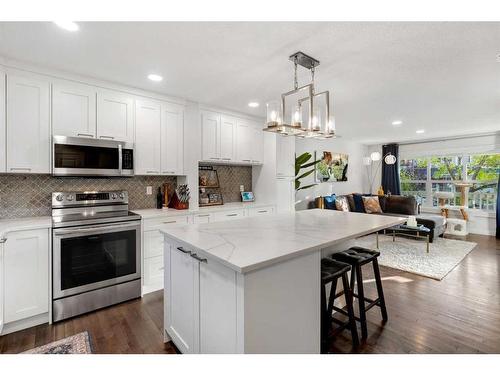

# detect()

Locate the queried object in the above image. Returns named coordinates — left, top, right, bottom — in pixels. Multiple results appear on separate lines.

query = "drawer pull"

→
left=191, top=253, right=207, bottom=263
left=146, top=170, right=159, bottom=174
left=226, top=213, right=238, bottom=217
left=163, top=221, right=177, bottom=224
left=99, top=135, right=115, bottom=139
left=257, top=210, right=267, bottom=213
left=77, top=133, right=94, bottom=138
left=242, top=159, right=251, bottom=162
left=10, top=167, right=31, bottom=171
left=221, top=158, right=231, bottom=160
left=0, top=237, right=7, bottom=243
left=176, top=246, right=191, bottom=254
left=197, top=214, right=210, bottom=217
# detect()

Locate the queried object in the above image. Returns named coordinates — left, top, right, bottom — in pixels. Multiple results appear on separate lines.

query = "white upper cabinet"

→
left=97, top=89, right=135, bottom=142
left=52, top=81, right=96, bottom=138
left=236, top=119, right=252, bottom=163
left=6, top=73, right=50, bottom=174
left=135, top=99, right=162, bottom=175
left=3, top=228, right=49, bottom=324
left=201, top=111, right=220, bottom=161
left=276, top=135, right=295, bottom=177
left=161, top=103, right=184, bottom=175
left=220, top=116, right=236, bottom=161
left=250, top=121, right=264, bottom=164
left=0, top=69, right=5, bottom=173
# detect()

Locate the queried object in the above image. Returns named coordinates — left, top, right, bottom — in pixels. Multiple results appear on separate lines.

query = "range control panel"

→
left=52, top=190, right=128, bottom=207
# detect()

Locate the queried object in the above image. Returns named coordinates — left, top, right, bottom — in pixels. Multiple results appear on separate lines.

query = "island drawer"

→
left=212, top=209, right=246, bottom=222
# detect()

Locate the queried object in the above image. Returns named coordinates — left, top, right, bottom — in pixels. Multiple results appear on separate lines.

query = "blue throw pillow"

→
left=324, top=194, right=336, bottom=210
left=352, top=193, right=365, bottom=213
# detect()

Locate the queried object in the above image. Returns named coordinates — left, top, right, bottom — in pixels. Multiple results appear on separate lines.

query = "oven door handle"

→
left=53, top=222, right=139, bottom=236
left=118, top=144, right=123, bottom=175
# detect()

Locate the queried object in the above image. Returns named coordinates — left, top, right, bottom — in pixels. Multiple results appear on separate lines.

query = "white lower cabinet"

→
left=164, top=241, right=238, bottom=354
left=212, top=209, right=245, bottom=222
left=142, top=215, right=189, bottom=294
left=0, top=228, right=49, bottom=335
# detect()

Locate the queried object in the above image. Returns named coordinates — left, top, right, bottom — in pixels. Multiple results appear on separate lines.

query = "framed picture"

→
left=315, top=151, right=349, bottom=182
left=241, top=191, right=255, bottom=202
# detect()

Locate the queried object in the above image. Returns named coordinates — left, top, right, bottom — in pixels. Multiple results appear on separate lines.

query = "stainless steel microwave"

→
left=52, top=136, right=134, bottom=177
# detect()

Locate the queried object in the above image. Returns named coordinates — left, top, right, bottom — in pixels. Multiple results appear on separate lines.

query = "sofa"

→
left=316, top=193, right=446, bottom=243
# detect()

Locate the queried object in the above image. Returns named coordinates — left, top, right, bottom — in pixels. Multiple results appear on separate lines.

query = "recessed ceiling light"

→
left=147, top=74, right=163, bottom=82
left=248, top=102, right=260, bottom=108
left=416, top=129, right=425, bottom=134
left=53, top=21, right=79, bottom=32
left=392, top=120, right=403, bottom=126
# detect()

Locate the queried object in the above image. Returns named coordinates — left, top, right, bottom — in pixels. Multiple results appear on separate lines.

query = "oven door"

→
left=52, top=135, right=134, bottom=176
left=52, top=221, right=141, bottom=299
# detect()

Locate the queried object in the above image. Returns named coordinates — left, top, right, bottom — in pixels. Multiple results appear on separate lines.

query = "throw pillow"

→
left=346, top=194, right=356, bottom=211
left=362, top=196, right=383, bottom=214
left=352, top=193, right=365, bottom=212
left=324, top=194, right=336, bottom=210
left=335, top=196, right=350, bottom=212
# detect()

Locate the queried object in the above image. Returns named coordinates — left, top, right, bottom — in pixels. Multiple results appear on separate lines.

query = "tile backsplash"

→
left=0, top=174, right=177, bottom=219
left=199, top=165, right=252, bottom=203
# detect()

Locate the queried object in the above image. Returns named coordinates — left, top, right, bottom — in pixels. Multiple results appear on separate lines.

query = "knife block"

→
left=169, top=192, right=189, bottom=210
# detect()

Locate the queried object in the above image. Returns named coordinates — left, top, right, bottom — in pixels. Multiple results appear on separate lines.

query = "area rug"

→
left=22, top=332, right=92, bottom=354
left=355, top=234, right=477, bottom=280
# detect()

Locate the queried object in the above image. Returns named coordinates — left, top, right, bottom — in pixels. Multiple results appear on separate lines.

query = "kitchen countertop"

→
left=161, top=209, right=405, bottom=273
left=0, top=216, right=52, bottom=238
left=132, top=202, right=275, bottom=219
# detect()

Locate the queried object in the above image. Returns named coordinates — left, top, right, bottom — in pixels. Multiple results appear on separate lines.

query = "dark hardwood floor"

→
left=0, top=233, right=498, bottom=354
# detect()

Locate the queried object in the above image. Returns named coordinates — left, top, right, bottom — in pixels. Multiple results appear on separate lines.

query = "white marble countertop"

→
left=161, top=209, right=406, bottom=273
left=0, top=216, right=52, bottom=238
left=133, top=202, right=275, bottom=219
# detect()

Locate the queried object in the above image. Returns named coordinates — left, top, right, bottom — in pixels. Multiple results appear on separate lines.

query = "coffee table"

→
left=376, top=224, right=432, bottom=253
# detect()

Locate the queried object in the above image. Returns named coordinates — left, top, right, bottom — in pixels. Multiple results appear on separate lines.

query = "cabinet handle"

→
left=99, top=135, right=115, bottom=139
left=257, top=210, right=267, bottom=213
left=226, top=213, right=238, bottom=217
left=146, top=171, right=159, bottom=174
left=176, top=246, right=191, bottom=254
left=0, top=238, right=7, bottom=243
left=162, top=171, right=175, bottom=174
left=210, top=157, right=220, bottom=160
left=221, top=158, right=231, bottom=160
left=77, top=133, right=94, bottom=138
left=10, top=167, right=31, bottom=171
left=242, top=159, right=251, bottom=162
left=163, top=220, right=177, bottom=224
left=197, top=214, right=210, bottom=217
left=190, top=253, right=207, bottom=263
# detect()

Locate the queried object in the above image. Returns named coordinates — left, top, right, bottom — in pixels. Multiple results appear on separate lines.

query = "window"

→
left=399, top=153, right=499, bottom=212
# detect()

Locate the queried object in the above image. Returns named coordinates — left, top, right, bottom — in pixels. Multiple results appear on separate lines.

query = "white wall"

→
left=294, top=137, right=368, bottom=211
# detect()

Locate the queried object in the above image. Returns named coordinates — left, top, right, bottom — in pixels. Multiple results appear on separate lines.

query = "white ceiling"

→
left=0, top=22, right=499, bottom=144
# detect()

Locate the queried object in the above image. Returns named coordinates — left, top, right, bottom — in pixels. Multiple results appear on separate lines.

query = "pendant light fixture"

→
left=263, top=51, right=337, bottom=139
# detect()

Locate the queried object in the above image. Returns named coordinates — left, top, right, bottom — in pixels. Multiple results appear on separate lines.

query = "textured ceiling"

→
left=0, top=22, right=499, bottom=143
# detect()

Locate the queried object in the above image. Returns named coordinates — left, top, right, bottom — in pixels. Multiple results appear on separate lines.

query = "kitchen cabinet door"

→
left=164, top=242, right=199, bottom=354
left=161, top=103, right=184, bottom=175
left=6, top=73, right=50, bottom=174
left=135, top=100, right=161, bottom=175
left=276, top=135, right=295, bottom=177
left=251, top=122, right=264, bottom=164
left=97, top=89, right=134, bottom=142
left=201, top=111, right=220, bottom=161
left=3, top=229, right=49, bottom=324
left=276, top=177, right=295, bottom=213
left=199, top=258, right=238, bottom=353
left=0, top=69, right=5, bottom=173
left=220, top=115, right=236, bottom=161
left=52, top=81, right=96, bottom=138
left=236, top=120, right=252, bottom=163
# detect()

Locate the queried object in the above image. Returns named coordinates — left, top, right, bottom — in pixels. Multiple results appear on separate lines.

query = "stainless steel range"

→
left=51, top=190, right=141, bottom=322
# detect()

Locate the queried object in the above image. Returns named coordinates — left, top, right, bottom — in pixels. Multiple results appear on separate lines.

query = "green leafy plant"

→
left=295, top=152, right=320, bottom=191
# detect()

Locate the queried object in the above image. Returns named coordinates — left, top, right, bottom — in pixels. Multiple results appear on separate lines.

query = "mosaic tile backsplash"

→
left=0, top=174, right=177, bottom=219
left=199, top=165, right=252, bottom=204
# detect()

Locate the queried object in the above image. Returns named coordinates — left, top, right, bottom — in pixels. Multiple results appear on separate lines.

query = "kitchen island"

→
left=161, top=209, right=405, bottom=353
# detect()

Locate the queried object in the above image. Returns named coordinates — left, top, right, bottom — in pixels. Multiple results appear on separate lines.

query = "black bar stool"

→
left=331, top=246, right=388, bottom=339
left=321, top=258, right=359, bottom=353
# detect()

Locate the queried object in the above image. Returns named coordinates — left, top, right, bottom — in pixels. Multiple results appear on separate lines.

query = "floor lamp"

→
left=363, top=151, right=397, bottom=194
